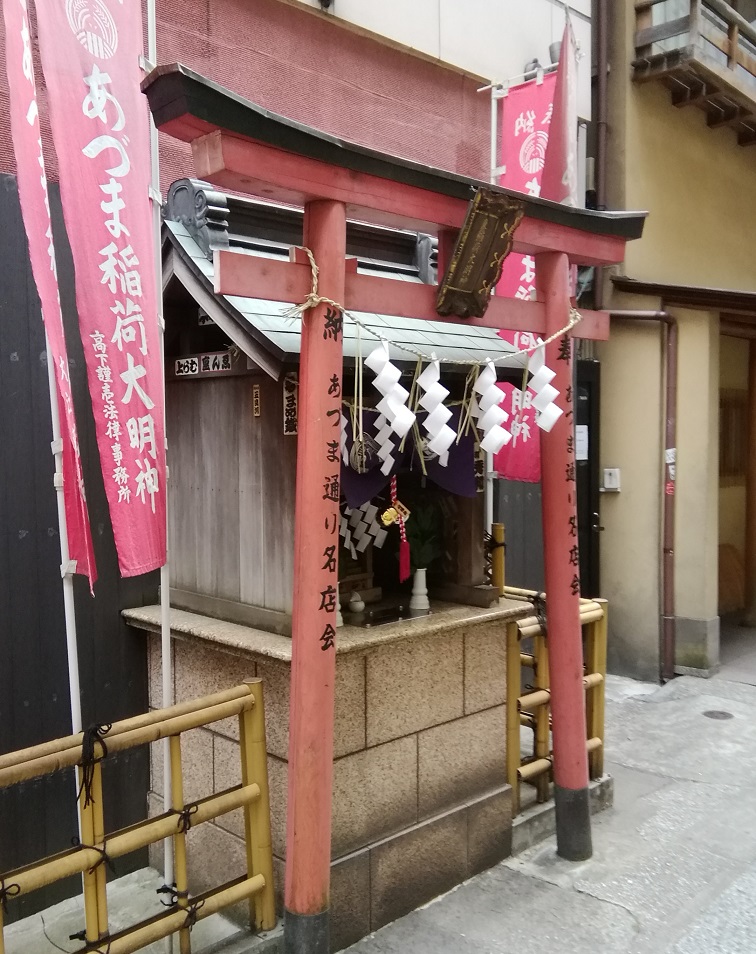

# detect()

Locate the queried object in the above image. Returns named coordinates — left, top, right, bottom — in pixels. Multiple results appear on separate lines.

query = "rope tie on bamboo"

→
left=70, top=835, right=114, bottom=874
left=77, top=722, right=112, bottom=808
left=157, top=882, right=178, bottom=907
left=0, top=879, right=20, bottom=912
left=175, top=803, right=199, bottom=833
left=533, top=592, right=547, bottom=636
left=183, top=898, right=205, bottom=931
left=286, top=247, right=583, bottom=368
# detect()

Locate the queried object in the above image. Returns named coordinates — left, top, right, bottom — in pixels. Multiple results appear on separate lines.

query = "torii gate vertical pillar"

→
left=537, top=251, right=592, bottom=861
left=284, top=199, right=347, bottom=954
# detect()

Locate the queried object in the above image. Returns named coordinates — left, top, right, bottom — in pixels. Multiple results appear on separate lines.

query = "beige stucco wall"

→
left=675, top=311, right=720, bottom=624
left=597, top=320, right=662, bottom=681
left=719, top=336, right=749, bottom=557
left=609, top=4, right=756, bottom=291
left=599, top=3, right=756, bottom=674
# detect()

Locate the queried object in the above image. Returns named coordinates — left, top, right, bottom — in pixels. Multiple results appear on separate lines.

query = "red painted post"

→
left=536, top=251, right=592, bottom=861
left=284, top=199, right=347, bottom=954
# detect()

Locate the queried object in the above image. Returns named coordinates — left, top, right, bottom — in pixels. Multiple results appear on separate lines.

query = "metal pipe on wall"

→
left=146, top=0, right=176, bottom=911
left=609, top=310, right=677, bottom=682
left=593, top=0, right=609, bottom=309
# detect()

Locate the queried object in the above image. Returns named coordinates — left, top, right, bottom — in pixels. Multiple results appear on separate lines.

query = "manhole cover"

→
left=702, top=710, right=734, bottom=720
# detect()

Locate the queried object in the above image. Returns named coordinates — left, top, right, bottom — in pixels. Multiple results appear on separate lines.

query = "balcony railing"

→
left=634, top=0, right=756, bottom=145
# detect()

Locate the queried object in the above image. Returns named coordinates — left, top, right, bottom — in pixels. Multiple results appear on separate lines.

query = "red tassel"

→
left=399, top=536, right=411, bottom=583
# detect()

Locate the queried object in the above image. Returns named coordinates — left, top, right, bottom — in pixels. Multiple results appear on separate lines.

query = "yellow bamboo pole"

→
left=169, top=735, right=191, bottom=954
left=91, top=761, right=109, bottom=939
left=0, top=685, right=253, bottom=772
left=518, top=757, right=552, bottom=781
left=95, top=875, right=265, bottom=954
left=518, top=605, right=603, bottom=639
left=518, top=688, right=551, bottom=711
left=0, top=892, right=5, bottom=954
left=534, top=632, right=551, bottom=803
left=585, top=599, right=608, bottom=778
left=78, top=781, right=101, bottom=944
left=505, top=621, right=522, bottom=815
left=0, top=785, right=261, bottom=897
left=239, top=679, right=276, bottom=931
left=0, top=692, right=255, bottom=789
left=505, top=585, right=597, bottom=606
left=491, top=523, right=505, bottom=595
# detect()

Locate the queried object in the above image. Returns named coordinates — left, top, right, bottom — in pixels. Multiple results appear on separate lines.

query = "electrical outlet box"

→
left=602, top=468, right=621, bottom=492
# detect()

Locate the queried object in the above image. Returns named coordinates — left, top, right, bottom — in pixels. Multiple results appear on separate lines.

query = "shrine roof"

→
left=144, top=63, right=646, bottom=243
left=163, top=219, right=526, bottom=377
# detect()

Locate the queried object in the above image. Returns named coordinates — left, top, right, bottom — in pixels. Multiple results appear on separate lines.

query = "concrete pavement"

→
left=344, top=666, right=756, bottom=954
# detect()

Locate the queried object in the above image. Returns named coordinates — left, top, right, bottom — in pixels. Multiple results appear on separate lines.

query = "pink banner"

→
left=3, top=0, right=96, bottom=586
left=493, top=371, right=541, bottom=484
left=496, top=73, right=556, bottom=301
left=36, top=0, right=166, bottom=576
left=541, top=20, right=579, bottom=207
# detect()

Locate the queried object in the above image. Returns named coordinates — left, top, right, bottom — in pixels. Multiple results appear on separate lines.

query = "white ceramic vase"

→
left=409, top=567, right=430, bottom=612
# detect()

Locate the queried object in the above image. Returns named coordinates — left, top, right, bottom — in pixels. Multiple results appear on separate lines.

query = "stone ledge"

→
left=511, top=775, right=614, bottom=856
left=123, top=598, right=532, bottom=663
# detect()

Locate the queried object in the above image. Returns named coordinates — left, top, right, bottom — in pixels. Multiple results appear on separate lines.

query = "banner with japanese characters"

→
left=3, top=0, right=97, bottom=585
left=541, top=20, right=579, bottom=207
left=493, top=376, right=541, bottom=483
left=496, top=73, right=556, bottom=301
left=35, top=0, right=166, bottom=576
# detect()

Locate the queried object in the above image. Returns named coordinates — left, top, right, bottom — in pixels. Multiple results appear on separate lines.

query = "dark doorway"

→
left=495, top=359, right=601, bottom=597
left=576, top=360, right=601, bottom=597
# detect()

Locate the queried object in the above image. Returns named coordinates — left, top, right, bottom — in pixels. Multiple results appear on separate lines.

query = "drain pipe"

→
left=593, top=0, right=609, bottom=309
left=609, top=310, right=677, bottom=682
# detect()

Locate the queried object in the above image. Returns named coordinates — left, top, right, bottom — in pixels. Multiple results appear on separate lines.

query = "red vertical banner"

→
left=493, top=379, right=541, bottom=483
left=35, top=0, right=166, bottom=576
left=541, top=19, right=580, bottom=208
left=496, top=73, right=556, bottom=301
left=3, top=0, right=96, bottom=586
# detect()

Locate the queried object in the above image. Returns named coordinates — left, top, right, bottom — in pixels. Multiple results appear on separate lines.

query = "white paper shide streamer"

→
left=417, top=356, right=456, bottom=466
left=341, top=503, right=388, bottom=559
left=471, top=359, right=511, bottom=454
left=528, top=341, right=563, bottom=433
left=365, top=342, right=415, bottom=475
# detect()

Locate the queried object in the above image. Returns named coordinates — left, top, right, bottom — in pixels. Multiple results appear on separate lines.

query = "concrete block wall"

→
left=145, top=619, right=513, bottom=950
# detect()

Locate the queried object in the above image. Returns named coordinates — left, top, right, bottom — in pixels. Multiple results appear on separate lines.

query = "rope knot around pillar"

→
left=77, top=722, right=112, bottom=807
left=0, top=879, right=20, bottom=913
left=183, top=898, right=205, bottom=931
left=175, top=802, right=199, bottom=833
left=69, top=836, right=115, bottom=875
left=533, top=592, right=548, bottom=636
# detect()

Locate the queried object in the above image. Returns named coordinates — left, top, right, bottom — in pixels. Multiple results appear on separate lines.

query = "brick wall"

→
left=0, top=0, right=489, bottom=190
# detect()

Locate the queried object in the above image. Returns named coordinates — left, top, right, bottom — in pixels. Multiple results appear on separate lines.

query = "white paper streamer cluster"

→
left=416, top=357, right=456, bottom=467
left=340, top=503, right=388, bottom=559
left=528, top=342, right=563, bottom=433
left=471, top=359, right=512, bottom=454
left=365, top=342, right=415, bottom=475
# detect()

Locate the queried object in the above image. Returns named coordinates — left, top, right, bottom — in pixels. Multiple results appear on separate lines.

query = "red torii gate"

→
left=144, top=64, right=645, bottom=954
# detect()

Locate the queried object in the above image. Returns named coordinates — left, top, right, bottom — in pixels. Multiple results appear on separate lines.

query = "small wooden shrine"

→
left=161, top=178, right=528, bottom=632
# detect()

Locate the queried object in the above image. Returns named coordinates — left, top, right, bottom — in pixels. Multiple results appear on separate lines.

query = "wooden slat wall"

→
left=167, top=375, right=296, bottom=613
left=0, top=175, right=154, bottom=919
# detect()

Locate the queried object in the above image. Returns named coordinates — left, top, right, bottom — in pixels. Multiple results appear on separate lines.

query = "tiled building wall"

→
left=145, top=621, right=512, bottom=950
left=1, top=0, right=490, bottom=188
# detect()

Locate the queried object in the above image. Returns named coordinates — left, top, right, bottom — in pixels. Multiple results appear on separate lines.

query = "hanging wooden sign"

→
left=436, top=189, right=525, bottom=319
left=283, top=372, right=298, bottom=435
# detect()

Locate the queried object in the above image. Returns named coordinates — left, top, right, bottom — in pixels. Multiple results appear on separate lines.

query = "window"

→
left=720, top=389, right=748, bottom=482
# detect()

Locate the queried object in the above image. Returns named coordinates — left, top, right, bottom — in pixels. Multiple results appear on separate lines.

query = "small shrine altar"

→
left=130, top=62, right=644, bottom=954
